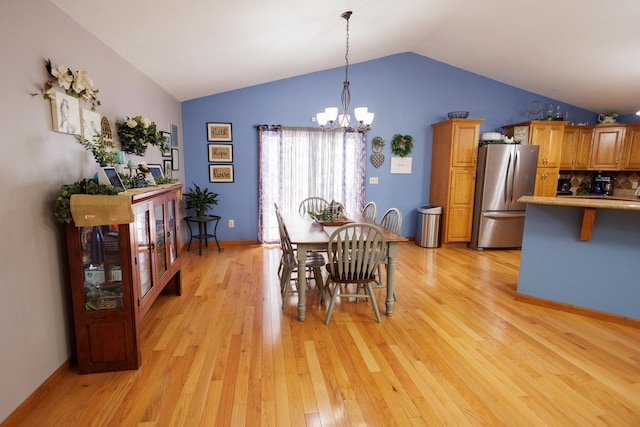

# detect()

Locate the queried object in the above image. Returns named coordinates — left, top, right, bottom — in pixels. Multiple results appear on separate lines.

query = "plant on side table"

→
left=185, top=182, right=219, bottom=217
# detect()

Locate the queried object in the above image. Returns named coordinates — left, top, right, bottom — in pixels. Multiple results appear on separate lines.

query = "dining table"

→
left=281, top=212, right=408, bottom=321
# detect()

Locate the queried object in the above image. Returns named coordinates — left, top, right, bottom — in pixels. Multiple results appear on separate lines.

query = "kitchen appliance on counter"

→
left=557, top=173, right=573, bottom=196
left=592, top=173, right=615, bottom=196
left=469, top=144, right=539, bottom=250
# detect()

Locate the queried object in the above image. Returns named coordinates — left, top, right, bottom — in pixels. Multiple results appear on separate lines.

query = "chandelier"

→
left=316, top=11, right=374, bottom=130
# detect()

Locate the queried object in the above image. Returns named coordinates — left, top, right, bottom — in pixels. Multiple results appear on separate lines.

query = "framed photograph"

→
left=51, top=91, right=81, bottom=135
left=170, top=123, right=179, bottom=147
left=171, top=148, right=179, bottom=170
left=80, top=108, right=101, bottom=139
left=160, top=131, right=172, bottom=157
left=209, top=164, right=234, bottom=183
left=147, top=164, right=164, bottom=181
left=98, top=166, right=126, bottom=191
left=207, top=122, right=232, bottom=142
left=163, top=160, right=172, bottom=178
left=208, top=144, right=233, bottom=162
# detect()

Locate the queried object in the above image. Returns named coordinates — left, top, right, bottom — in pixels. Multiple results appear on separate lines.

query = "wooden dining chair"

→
left=361, top=201, right=377, bottom=222
left=275, top=208, right=326, bottom=309
left=324, top=223, right=387, bottom=324
left=298, top=197, right=329, bottom=217
left=375, top=207, right=402, bottom=300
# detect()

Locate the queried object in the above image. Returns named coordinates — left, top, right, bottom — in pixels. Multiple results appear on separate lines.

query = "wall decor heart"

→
left=370, top=153, right=384, bottom=168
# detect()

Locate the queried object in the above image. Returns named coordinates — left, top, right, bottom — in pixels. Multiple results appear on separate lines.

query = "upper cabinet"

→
left=589, top=125, right=626, bottom=170
left=560, top=126, right=593, bottom=170
left=622, top=122, right=640, bottom=170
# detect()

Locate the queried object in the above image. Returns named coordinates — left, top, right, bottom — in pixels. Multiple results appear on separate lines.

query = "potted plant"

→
left=75, top=132, right=116, bottom=166
left=115, top=115, right=168, bottom=156
left=185, top=182, right=219, bottom=217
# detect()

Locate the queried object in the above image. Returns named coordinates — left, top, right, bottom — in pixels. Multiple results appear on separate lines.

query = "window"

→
left=257, top=126, right=366, bottom=242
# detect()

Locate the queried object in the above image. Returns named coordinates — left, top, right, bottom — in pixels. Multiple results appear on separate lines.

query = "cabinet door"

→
left=559, top=127, right=578, bottom=169
left=154, top=198, right=168, bottom=280
left=590, top=126, right=625, bottom=170
left=445, top=169, right=475, bottom=242
left=167, top=195, right=179, bottom=265
left=133, top=202, right=155, bottom=315
left=534, top=167, right=559, bottom=197
left=575, top=128, right=593, bottom=169
left=623, top=125, right=640, bottom=170
left=530, top=123, right=564, bottom=167
left=451, top=122, right=480, bottom=168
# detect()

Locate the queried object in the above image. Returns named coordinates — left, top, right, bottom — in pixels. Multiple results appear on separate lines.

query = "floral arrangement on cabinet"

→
left=116, top=116, right=168, bottom=156
left=36, top=59, right=101, bottom=111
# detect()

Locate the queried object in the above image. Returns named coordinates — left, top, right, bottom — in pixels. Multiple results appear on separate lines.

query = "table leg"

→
left=213, top=218, right=221, bottom=251
left=296, top=244, right=308, bottom=321
left=385, top=242, right=399, bottom=316
left=198, top=222, right=204, bottom=256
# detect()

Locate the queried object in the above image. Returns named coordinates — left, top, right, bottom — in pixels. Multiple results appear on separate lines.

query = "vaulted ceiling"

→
left=52, top=0, right=640, bottom=114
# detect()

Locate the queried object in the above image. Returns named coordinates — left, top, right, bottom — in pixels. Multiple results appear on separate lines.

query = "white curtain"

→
left=257, top=126, right=366, bottom=243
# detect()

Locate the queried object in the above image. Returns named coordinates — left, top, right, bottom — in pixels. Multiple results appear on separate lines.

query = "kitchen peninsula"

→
left=517, top=195, right=640, bottom=324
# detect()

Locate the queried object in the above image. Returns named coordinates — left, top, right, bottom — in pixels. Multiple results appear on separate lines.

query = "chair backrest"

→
left=299, top=197, right=330, bottom=216
left=326, top=223, right=387, bottom=282
left=275, top=208, right=296, bottom=266
left=379, top=208, right=402, bottom=234
left=361, top=201, right=377, bottom=221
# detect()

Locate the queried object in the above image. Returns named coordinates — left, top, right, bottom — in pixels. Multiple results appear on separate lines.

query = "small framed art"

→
left=80, top=108, right=101, bottom=139
left=209, top=164, right=234, bottom=183
left=160, top=131, right=172, bottom=157
left=163, top=159, right=172, bottom=177
left=208, top=144, right=233, bottom=162
left=207, top=122, right=232, bottom=142
left=51, top=91, right=81, bottom=135
left=171, top=148, right=179, bottom=170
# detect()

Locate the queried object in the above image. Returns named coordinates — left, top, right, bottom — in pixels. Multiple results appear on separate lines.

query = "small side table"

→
left=184, top=215, right=221, bottom=255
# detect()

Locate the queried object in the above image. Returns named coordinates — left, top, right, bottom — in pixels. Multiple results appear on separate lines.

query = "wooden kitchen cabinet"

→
left=430, top=118, right=483, bottom=243
left=560, top=125, right=593, bottom=170
left=65, top=184, right=182, bottom=374
left=503, top=120, right=566, bottom=197
left=622, top=122, right=640, bottom=170
left=589, top=125, right=626, bottom=170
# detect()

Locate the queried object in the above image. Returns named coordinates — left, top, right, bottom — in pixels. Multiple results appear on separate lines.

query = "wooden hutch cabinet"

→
left=65, top=184, right=182, bottom=374
left=503, top=120, right=566, bottom=197
left=430, top=118, right=483, bottom=243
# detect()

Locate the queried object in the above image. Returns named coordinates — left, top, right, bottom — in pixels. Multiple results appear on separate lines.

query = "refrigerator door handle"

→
left=504, top=151, right=512, bottom=205
left=510, top=150, right=519, bottom=204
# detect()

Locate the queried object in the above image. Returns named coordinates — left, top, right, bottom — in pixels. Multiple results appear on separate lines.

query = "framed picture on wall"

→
left=207, top=144, right=233, bottom=162
left=209, top=164, right=234, bottom=183
left=51, top=91, right=81, bottom=135
left=160, top=131, right=172, bottom=157
left=80, top=108, right=101, bottom=139
left=171, top=148, right=179, bottom=170
left=207, top=122, right=232, bottom=142
left=163, top=159, right=172, bottom=177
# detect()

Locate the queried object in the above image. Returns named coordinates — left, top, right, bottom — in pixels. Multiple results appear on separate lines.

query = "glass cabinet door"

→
left=154, top=202, right=167, bottom=278
left=167, top=198, right=178, bottom=264
left=135, top=207, right=153, bottom=298
left=80, top=224, right=123, bottom=311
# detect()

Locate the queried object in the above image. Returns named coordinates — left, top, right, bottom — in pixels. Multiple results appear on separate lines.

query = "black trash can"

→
left=415, top=205, right=442, bottom=248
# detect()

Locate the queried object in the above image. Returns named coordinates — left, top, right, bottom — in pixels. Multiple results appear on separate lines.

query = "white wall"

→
left=0, top=0, right=183, bottom=421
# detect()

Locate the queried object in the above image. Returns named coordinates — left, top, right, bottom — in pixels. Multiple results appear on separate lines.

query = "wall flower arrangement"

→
left=37, top=59, right=101, bottom=111
left=116, top=116, right=168, bottom=156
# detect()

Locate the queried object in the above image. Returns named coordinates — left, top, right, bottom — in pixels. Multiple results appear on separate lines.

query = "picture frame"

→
left=160, top=131, right=172, bottom=157
left=51, top=91, right=81, bottom=135
left=171, top=148, right=179, bottom=171
left=170, top=123, right=179, bottom=147
left=207, top=143, right=233, bottom=162
left=209, top=164, right=234, bottom=183
left=80, top=108, right=101, bottom=139
left=207, top=122, right=232, bottom=142
left=163, top=159, right=172, bottom=178
left=147, top=163, right=164, bottom=181
left=97, top=166, right=126, bottom=192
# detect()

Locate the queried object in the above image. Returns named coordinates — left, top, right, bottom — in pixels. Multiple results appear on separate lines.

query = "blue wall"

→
left=181, top=53, right=595, bottom=241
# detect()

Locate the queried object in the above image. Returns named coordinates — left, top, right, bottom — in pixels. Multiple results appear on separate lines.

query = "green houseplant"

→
left=75, top=132, right=116, bottom=166
left=115, top=115, right=168, bottom=156
left=185, top=182, right=219, bottom=217
left=54, top=178, right=122, bottom=224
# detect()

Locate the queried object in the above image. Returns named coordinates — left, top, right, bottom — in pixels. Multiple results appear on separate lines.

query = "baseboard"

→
left=1, top=359, right=73, bottom=426
left=516, top=293, right=640, bottom=329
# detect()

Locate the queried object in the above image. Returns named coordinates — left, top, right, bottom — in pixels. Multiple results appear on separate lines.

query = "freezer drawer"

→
left=470, top=211, right=526, bottom=249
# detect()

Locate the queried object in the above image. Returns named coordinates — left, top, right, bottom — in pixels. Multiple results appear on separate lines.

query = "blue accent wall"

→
left=182, top=53, right=595, bottom=241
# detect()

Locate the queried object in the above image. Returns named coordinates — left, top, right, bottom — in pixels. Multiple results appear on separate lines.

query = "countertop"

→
left=519, top=195, right=640, bottom=211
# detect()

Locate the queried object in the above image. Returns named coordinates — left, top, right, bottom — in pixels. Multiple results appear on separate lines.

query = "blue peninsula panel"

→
left=518, top=203, right=640, bottom=319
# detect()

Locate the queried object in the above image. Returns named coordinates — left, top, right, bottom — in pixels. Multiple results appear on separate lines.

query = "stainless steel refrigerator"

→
left=468, top=144, right=539, bottom=250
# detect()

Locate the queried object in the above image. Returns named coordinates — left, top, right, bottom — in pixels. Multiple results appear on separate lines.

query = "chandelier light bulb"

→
left=325, top=107, right=338, bottom=123
left=316, top=112, right=328, bottom=127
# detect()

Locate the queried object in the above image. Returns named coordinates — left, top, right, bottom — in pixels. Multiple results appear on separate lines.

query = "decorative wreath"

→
left=391, top=134, right=413, bottom=157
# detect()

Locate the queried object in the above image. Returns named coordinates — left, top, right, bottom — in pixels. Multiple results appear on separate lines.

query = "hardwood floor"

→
left=10, top=242, right=640, bottom=426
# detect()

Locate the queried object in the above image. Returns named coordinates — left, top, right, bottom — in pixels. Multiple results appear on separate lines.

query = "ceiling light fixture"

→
left=316, top=11, right=373, bottom=130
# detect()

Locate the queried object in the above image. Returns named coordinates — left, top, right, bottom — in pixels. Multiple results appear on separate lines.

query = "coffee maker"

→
left=557, top=173, right=573, bottom=196
left=592, top=173, right=615, bottom=196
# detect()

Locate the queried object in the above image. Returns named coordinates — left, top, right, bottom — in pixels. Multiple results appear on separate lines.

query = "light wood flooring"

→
left=10, top=242, right=640, bottom=426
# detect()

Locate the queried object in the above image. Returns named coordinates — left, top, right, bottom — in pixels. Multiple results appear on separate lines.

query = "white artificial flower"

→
left=72, top=70, right=94, bottom=95
left=51, top=65, right=73, bottom=90
left=140, top=117, right=152, bottom=129
left=126, top=118, right=137, bottom=128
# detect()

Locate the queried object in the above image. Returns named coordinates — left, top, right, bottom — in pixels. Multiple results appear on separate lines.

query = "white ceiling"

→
left=52, top=0, right=640, bottom=114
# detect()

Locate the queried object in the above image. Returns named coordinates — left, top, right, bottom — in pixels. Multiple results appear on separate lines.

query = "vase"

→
left=90, top=226, right=105, bottom=264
